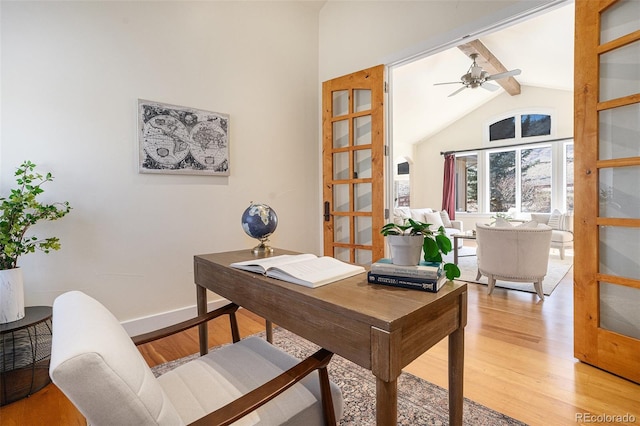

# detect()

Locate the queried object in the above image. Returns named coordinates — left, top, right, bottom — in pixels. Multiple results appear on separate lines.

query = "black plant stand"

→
left=0, top=306, right=52, bottom=406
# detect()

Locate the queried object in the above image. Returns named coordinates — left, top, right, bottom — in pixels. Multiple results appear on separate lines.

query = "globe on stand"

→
left=241, top=202, right=278, bottom=255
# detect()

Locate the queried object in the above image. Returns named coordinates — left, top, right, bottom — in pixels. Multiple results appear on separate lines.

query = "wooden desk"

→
left=194, top=249, right=467, bottom=425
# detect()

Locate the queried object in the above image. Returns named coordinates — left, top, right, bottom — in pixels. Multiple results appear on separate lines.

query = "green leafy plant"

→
left=0, top=161, right=71, bottom=270
left=381, top=218, right=461, bottom=280
left=490, top=211, right=514, bottom=225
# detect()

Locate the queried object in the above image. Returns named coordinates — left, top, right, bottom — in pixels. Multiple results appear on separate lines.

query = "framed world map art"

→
left=138, top=99, right=230, bottom=175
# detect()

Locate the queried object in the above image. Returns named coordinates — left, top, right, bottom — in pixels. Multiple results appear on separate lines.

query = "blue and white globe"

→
left=241, top=203, right=278, bottom=253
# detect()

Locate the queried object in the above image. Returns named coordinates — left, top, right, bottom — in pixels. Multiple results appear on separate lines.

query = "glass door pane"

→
left=599, top=40, right=640, bottom=102
left=354, top=149, right=371, bottom=179
left=332, top=90, right=349, bottom=117
left=600, top=0, right=640, bottom=44
left=354, top=116, right=371, bottom=145
left=600, top=282, right=640, bottom=339
left=599, top=166, right=640, bottom=218
left=599, top=104, right=640, bottom=160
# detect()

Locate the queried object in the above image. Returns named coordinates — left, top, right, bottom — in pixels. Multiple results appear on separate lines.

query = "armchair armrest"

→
left=450, top=220, right=463, bottom=232
left=132, top=303, right=240, bottom=346
left=190, top=348, right=336, bottom=426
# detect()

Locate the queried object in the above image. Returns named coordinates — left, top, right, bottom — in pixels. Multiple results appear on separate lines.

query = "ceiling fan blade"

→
left=448, top=86, right=468, bottom=97
left=486, top=69, right=521, bottom=81
left=434, top=81, right=462, bottom=86
left=481, top=82, right=500, bottom=92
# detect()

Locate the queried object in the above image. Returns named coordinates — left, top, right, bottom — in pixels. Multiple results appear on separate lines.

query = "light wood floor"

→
left=2, top=268, right=639, bottom=426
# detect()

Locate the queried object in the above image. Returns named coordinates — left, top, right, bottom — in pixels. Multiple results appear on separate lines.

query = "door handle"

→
left=324, top=201, right=330, bottom=221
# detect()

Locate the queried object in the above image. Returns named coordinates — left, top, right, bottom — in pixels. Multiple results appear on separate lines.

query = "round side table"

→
left=0, top=306, right=53, bottom=406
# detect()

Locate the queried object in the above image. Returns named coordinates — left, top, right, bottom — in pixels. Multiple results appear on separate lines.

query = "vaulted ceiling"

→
left=392, top=2, right=574, bottom=148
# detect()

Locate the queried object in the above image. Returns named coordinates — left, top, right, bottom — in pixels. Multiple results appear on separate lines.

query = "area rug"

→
left=152, top=327, right=526, bottom=425
left=444, top=247, right=573, bottom=296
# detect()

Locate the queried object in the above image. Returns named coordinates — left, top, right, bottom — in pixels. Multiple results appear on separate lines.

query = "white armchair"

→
left=50, top=291, right=343, bottom=425
left=475, top=223, right=552, bottom=299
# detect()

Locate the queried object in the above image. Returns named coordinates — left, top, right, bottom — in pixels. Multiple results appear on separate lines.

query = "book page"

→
left=230, top=253, right=317, bottom=274
left=266, top=256, right=365, bottom=288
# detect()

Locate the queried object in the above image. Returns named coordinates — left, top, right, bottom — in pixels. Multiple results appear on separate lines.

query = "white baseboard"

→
left=121, top=297, right=230, bottom=336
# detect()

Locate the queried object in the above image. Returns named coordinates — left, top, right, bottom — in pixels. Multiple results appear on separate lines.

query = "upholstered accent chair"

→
left=475, top=223, right=553, bottom=299
left=49, top=291, right=343, bottom=425
left=531, top=211, right=574, bottom=260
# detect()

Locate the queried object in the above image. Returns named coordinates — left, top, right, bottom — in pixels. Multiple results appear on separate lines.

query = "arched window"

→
left=485, top=109, right=554, bottom=145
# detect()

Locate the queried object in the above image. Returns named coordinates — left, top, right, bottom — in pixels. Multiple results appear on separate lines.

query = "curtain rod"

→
left=440, top=137, right=573, bottom=156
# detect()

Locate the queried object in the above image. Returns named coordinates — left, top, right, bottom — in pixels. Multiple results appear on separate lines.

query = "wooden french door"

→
left=322, top=65, right=386, bottom=265
left=574, top=0, right=640, bottom=384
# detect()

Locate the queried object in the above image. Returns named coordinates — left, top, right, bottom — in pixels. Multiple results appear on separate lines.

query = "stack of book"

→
left=367, top=258, right=446, bottom=293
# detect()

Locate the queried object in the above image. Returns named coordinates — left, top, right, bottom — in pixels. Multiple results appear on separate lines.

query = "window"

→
left=564, top=143, right=574, bottom=211
left=397, top=161, right=409, bottom=175
left=489, top=150, right=516, bottom=211
left=521, top=114, right=551, bottom=138
left=455, top=155, right=478, bottom=212
left=455, top=140, right=572, bottom=214
left=488, top=145, right=552, bottom=213
left=394, top=159, right=410, bottom=207
left=486, top=111, right=553, bottom=143
left=489, top=117, right=515, bottom=141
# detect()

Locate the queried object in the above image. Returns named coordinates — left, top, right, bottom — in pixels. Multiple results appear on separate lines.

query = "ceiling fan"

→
left=434, top=53, right=521, bottom=97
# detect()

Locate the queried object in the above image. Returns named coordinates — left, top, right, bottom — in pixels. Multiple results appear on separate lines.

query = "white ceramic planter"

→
left=0, top=268, right=25, bottom=324
left=387, top=235, right=424, bottom=266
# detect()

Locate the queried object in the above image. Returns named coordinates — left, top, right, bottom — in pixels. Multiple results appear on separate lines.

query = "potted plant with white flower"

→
left=0, top=161, right=71, bottom=323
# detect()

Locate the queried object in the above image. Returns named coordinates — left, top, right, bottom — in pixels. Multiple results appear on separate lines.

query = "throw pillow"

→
left=423, top=211, right=445, bottom=231
left=516, top=220, right=538, bottom=228
left=558, top=213, right=574, bottom=232
left=393, top=207, right=411, bottom=225
left=410, top=208, right=433, bottom=221
left=530, top=213, right=549, bottom=225
left=547, top=209, right=562, bottom=230
left=495, top=217, right=513, bottom=227
left=439, top=210, right=453, bottom=228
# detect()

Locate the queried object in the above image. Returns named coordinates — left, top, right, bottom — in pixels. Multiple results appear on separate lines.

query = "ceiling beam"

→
left=458, top=39, right=521, bottom=96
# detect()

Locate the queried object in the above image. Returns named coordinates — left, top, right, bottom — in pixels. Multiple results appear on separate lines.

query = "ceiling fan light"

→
left=470, top=65, right=483, bottom=79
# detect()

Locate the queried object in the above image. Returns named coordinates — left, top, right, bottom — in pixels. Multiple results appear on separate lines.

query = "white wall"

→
left=1, top=1, right=322, bottom=322
left=318, top=0, right=552, bottom=81
left=412, top=85, right=573, bottom=208
left=1, top=0, right=561, bottom=326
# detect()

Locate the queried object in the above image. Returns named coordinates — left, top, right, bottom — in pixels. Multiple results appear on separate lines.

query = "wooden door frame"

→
left=322, top=65, right=386, bottom=264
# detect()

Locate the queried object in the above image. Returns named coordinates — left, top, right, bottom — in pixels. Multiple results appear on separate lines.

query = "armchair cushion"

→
left=50, top=291, right=343, bottom=426
left=158, top=337, right=325, bottom=425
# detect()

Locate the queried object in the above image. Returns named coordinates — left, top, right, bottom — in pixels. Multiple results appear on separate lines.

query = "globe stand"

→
left=252, top=237, right=274, bottom=255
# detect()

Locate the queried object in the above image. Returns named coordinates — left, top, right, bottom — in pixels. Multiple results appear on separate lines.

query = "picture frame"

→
left=137, top=99, right=230, bottom=175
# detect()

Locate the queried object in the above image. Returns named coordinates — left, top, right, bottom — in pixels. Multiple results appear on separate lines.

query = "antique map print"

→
left=138, top=100, right=229, bottom=175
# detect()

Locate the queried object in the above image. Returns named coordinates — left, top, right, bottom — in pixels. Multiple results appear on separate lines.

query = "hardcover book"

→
left=370, top=258, right=443, bottom=279
left=230, top=254, right=365, bottom=288
left=367, top=271, right=447, bottom=293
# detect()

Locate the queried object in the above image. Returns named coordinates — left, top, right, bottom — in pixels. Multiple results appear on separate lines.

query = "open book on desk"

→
left=230, top=253, right=366, bottom=288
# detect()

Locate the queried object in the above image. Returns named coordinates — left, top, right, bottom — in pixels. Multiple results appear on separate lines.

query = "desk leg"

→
left=265, top=319, right=273, bottom=343
left=196, top=284, right=208, bottom=356
left=376, top=378, right=397, bottom=425
left=453, top=236, right=460, bottom=264
left=449, top=325, right=464, bottom=426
